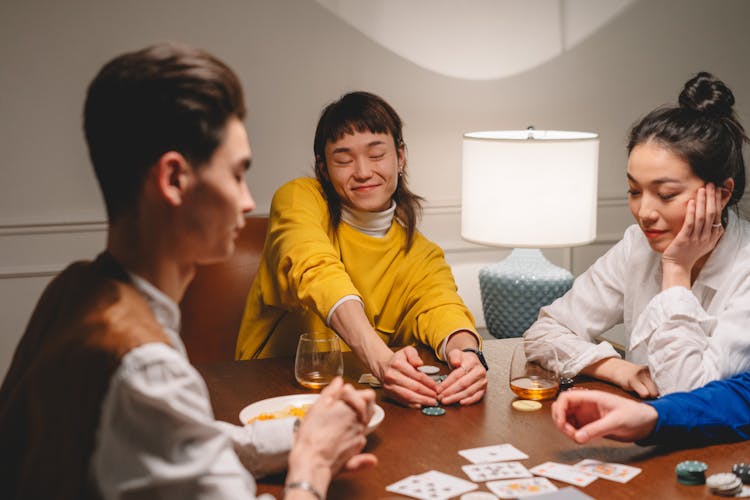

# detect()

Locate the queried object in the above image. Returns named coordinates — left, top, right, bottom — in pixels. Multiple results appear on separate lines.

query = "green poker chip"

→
left=421, top=406, right=446, bottom=416
left=675, top=460, right=708, bottom=485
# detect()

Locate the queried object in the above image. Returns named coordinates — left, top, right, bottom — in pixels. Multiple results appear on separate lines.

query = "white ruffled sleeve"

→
left=523, top=229, right=635, bottom=377
left=633, top=284, right=750, bottom=394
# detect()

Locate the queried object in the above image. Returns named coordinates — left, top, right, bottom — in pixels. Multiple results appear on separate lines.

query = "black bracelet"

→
left=284, top=480, right=323, bottom=500
left=462, top=348, right=489, bottom=371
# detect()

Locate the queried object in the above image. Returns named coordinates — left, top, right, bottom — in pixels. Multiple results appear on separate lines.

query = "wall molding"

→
left=0, top=196, right=629, bottom=279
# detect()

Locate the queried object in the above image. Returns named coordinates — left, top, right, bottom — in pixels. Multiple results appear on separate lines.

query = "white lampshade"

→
left=461, top=130, right=599, bottom=248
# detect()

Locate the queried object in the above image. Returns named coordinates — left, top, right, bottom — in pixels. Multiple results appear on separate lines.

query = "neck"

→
left=107, top=216, right=195, bottom=303
left=340, top=202, right=396, bottom=237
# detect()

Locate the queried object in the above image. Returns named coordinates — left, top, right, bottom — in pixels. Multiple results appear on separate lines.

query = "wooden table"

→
left=197, top=339, right=749, bottom=499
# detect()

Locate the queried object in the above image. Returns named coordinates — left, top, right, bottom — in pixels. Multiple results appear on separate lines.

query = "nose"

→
left=238, top=182, right=255, bottom=225
left=638, top=194, right=658, bottom=226
left=352, top=157, right=373, bottom=180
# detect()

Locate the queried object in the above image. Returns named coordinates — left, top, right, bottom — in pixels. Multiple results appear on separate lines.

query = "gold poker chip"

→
left=512, top=399, right=542, bottom=412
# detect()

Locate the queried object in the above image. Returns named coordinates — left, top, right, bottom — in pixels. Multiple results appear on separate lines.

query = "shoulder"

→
left=273, top=177, right=325, bottom=203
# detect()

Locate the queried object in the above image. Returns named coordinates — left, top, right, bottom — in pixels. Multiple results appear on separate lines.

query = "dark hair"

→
left=84, top=42, right=246, bottom=221
left=313, top=91, right=424, bottom=250
left=627, top=72, right=748, bottom=224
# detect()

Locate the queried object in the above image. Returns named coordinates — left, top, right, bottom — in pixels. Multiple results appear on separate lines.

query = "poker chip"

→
left=511, top=400, right=542, bottom=412
left=707, top=472, right=743, bottom=496
left=675, top=460, right=708, bottom=485
left=431, top=374, right=448, bottom=383
left=733, top=463, right=750, bottom=484
left=459, top=492, right=497, bottom=500
left=418, top=365, right=440, bottom=375
left=422, top=406, right=446, bottom=416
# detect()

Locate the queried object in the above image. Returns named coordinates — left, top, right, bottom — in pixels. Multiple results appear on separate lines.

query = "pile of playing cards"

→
left=385, top=443, right=642, bottom=499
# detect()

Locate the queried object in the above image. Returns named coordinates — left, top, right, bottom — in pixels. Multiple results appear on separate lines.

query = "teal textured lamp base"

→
left=479, top=248, right=573, bottom=338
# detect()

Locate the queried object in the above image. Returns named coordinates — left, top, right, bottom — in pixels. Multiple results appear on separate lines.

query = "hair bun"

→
left=678, top=71, right=735, bottom=117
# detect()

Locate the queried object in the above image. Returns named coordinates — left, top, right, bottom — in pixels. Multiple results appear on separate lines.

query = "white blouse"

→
left=524, top=212, right=750, bottom=395
left=91, top=274, right=290, bottom=499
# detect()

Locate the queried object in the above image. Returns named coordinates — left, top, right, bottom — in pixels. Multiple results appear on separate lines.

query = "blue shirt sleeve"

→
left=637, top=372, right=750, bottom=447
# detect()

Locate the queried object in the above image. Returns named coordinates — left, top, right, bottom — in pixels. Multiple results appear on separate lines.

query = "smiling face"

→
left=323, top=130, right=404, bottom=212
left=183, top=117, right=255, bottom=263
left=626, top=141, right=706, bottom=253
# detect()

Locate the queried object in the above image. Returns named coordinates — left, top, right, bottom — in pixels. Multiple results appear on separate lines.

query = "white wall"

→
left=2, top=0, right=749, bottom=377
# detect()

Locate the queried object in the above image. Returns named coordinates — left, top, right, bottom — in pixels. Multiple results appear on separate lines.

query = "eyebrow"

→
left=331, top=140, right=387, bottom=155
left=626, top=173, right=681, bottom=185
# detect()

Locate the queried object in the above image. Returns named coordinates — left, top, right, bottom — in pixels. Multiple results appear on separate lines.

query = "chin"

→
left=196, top=243, right=235, bottom=265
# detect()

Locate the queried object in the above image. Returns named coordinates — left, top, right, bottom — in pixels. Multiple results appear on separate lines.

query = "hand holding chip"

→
left=380, top=346, right=439, bottom=409
left=437, top=349, right=488, bottom=406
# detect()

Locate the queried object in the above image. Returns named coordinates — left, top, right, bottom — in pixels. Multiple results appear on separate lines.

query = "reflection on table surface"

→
left=197, top=338, right=747, bottom=500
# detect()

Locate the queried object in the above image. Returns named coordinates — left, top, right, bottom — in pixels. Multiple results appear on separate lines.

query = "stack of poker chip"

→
left=675, top=460, right=708, bottom=485
left=706, top=472, right=744, bottom=496
left=733, top=463, right=750, bottom=484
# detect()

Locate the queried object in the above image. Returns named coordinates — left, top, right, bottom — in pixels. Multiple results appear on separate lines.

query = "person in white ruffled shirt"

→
left=0, top=43, right=376, bottom=500
left=524, top=72, right=750, bottom=398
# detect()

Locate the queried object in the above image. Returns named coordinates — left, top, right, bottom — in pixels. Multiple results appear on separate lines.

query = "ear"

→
left=397, top=146, right=406, bottom=171
left=153, top=151, right=191, bottom=207
left=720, top=178, right=735, bottom=209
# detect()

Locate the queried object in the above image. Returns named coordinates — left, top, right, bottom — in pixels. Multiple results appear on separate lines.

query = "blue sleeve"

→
left=637, top=372, right=750, bottom=447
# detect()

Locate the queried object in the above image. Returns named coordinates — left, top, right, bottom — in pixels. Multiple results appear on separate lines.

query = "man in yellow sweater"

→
left=237, top=91, right=488, bottom=408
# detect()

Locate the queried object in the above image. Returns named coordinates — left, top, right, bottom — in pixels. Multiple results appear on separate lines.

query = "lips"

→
left=643, top=229, right=666, bottom=239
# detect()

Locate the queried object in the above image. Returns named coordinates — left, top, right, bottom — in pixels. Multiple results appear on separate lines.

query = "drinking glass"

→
left=509, top=340, right=560, bottom=400
left=294, top=331, right=343, bottom=390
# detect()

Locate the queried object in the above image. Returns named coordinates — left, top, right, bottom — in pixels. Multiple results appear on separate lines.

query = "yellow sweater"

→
left=236, top=177, right=476, bottom=360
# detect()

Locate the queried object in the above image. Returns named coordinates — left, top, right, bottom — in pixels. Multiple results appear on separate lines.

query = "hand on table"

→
left=436, top=349, right=487, bottom=406
left=551, top=389, right=659, bottom=444
left=584, top=358, right=659, bottom=399
left=292, top=377, right=378, bottom=477
left=661, top=184, right=725, bottom=288
left=613, top=360, right=659, bottom=399
left=380, top=346, right=439, bottom=409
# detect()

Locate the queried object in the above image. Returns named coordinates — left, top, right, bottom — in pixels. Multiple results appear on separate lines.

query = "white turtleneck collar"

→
left=341, top=201, right=396, bottom=237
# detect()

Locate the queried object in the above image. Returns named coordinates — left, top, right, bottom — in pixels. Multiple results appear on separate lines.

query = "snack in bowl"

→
left=239, top=394, right=385, bottom=434
left=246, top=403, right=312, bottom=424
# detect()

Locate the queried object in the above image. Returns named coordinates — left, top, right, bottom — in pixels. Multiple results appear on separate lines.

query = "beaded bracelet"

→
left=283, top=480, right=323, bottom=500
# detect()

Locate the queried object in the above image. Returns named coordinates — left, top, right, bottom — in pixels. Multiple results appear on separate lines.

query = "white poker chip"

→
left=460, top=492, right=497, bottom=500
left=707, top=473, right=742, bottom=489
left=707, top=472, right=743, bottom=495
left=512, top=400, right=542, bottom=412
left=418, top=365, right=440, bottom=375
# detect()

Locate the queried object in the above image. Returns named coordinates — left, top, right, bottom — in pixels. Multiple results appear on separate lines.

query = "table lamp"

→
left=461, top=128, right=599, bottom=338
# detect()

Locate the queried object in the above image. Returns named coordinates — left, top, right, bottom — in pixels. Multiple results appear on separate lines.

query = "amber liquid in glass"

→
left=510, top=376, right=560, bottom=400
left=296, top=371, right=335, bottom=390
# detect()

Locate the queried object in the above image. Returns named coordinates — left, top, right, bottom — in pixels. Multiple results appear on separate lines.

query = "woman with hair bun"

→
left=525, top=72, right=750, bottom=398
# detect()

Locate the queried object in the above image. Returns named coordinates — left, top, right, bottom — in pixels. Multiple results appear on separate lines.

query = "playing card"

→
left=486, top=477, right=558, bottom=498
left=385, top=470, right=477, bottom=500
left=573, top=459, right=641, bottom=483
left=462, top=461, right=533, bottom=482
left=526, top=486, right=596, bottom=499
left=529, top=462, right=597, bottom=487
left=459, top=444, right=529, bottom=464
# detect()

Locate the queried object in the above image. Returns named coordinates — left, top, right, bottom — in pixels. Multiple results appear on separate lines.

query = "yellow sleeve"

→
left=264, top=178, right=361, bottom=320
left=398, top=236, right=477, bottom=359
